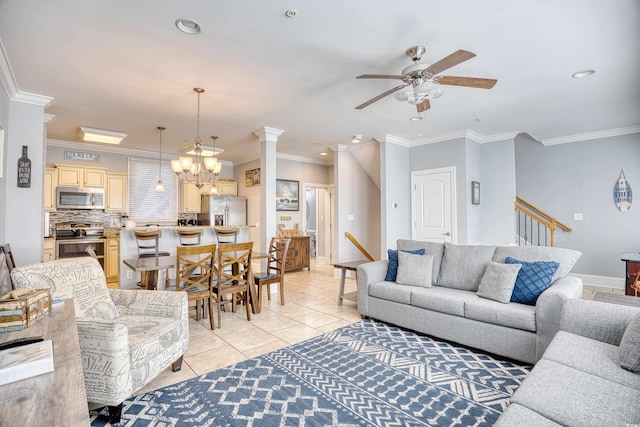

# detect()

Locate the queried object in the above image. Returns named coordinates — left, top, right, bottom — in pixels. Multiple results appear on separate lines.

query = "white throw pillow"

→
left=396, top=252, right=433, bottom=288
left=476, top=261, right=521, bottom=303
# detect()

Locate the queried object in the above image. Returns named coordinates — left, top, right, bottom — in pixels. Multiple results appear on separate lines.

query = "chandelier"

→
left=171, top=88, right=222, bottom=190
left=155, top=126, right=166, bottom=192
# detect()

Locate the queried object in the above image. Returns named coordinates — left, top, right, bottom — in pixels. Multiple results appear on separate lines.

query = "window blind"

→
left=128, top=157, right=177, bottom=220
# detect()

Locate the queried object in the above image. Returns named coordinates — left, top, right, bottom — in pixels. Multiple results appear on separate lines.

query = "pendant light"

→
left=155, top=126, right=166, bottom=192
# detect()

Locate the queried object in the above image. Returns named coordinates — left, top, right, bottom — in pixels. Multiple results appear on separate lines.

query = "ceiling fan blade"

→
left=356, top=74, right=405, bottom=80
left=437, top=76, right=497, bottom=89
left=180, top=143, right=194, bottom=150
left=425, top=50, right=476, bottom=75
left=416, top=99, right=430, bottom=113
left=355, top=84, right=408, bottom=109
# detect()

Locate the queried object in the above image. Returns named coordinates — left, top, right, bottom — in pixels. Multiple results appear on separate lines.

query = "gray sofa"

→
left=356, top=240, right=583, bottom=364
left=496, top=298, right=640, bottom=426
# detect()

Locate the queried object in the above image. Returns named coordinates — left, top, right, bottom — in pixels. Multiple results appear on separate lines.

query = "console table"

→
left=284, top=236, right=310, bottom=272
left=0, top=299, right=90, bottom=426
left=334, top=260, right=369, bottom=305
left=621, top=253, right=640, bottom=296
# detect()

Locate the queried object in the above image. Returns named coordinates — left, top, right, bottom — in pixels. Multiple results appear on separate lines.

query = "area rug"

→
left=90, top=319, right=531, bottom=426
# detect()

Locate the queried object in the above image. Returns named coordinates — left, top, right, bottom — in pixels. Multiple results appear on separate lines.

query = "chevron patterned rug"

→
left=90, top=319, right=531, bottom=426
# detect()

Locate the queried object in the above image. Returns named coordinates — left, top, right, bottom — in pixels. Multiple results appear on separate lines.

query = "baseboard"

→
left=573, top=273, right=625, bottom=289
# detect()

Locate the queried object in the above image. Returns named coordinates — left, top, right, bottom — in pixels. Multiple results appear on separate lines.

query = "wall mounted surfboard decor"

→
left=614, top=169, right=632, bottom=212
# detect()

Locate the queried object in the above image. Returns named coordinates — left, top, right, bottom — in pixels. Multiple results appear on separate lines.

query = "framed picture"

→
left=276, top=179, right=299, bottom=211
left=245, top=168, right=260, bottom=187
left=471, top=181, right=480, bottom=205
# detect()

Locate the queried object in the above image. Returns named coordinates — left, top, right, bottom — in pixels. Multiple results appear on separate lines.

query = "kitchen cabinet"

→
left=43, top=238, right=55, bottom=262
left=44, top=168, right=57, bottom=211
left=284, top=236, right=310, bottom=272
left=180, top=181, right=202, bottom=213
left=57, top=165, right=106, bottom=188
left=216, top=181, right=238, bottom=196
left=106, top=173, right=128, bottom=212
left=105, top=236, right=120, bottom=288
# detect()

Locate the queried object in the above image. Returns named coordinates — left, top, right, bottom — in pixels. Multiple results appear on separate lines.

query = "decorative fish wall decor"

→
left=614, top=169, right=632, bottom=212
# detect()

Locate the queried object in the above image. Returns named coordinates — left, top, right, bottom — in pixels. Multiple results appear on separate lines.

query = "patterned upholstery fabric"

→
left=11, top=257, right=189, bottom=406
left=506, top=257, right=559, bottom=305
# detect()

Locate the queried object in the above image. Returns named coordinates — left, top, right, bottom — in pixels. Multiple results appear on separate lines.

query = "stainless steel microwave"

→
left=56, top=187, right=105, bottom=210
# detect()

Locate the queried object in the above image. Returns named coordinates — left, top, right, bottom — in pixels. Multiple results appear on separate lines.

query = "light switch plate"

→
left=347, top=214, right=355, bottom=221
left=573, top=213, right=583, bottom=221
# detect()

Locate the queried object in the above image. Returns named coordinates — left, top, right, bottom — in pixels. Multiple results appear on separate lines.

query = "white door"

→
left=302, top=184, right=333, bottom=264
left=411, top=167, right=457, bottom=243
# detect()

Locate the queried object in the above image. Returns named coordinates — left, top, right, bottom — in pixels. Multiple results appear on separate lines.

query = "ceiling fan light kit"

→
left=355, top=45, right=497, bottom=112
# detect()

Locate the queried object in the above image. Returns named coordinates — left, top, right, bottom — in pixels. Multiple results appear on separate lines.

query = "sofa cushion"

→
left=464, top=297, right=537, bottom=332
left=397, top=240, right=444, bottom=285
left=543, top=331, right=640, bottom=390
left=619, top=311, right=640, bottom=373
left=11, top=257, right=118, bottom=320
left=495, top=403, right=561, bottom=427
left=493, top=246, right=581, bottom=281
left=437, top=243, right=496, bottom=291
left=396, top=252, right=433, bottom=288
left=411, top=287, right=478, bottom=317
left=368, top=281, right=412, bottom=304
left=385, top=248, right=425, bottom=281
left=477, top=261, right=521, bottom=303
left=506, top=257, right=559, bottom=305
left=510, top=359, right=640, bottom=426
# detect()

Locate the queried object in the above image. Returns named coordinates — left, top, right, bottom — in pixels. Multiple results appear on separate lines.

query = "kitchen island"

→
left=118, top=225, right=251, bottom=289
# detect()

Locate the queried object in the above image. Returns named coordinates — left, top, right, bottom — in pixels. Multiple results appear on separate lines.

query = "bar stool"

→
left=134, top=229, right=171, bottom=289
left=214, top=226, right=239, bottom=244
left=177, top=228, right=203, bottom=246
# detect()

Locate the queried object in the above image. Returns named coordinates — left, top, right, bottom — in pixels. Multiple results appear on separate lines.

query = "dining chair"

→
left=214, top=242, right=253, bottom=327
left=176, top=243, right=217, bottom=330
left=0, top=243, right=16, bottom=296
left=177, top=228, right=202, bottom=246
left=214, top=226, right=239, bottom=244
left=134, top=229, right=171, bottom=289
left=254, top=237, right=291, bottom=310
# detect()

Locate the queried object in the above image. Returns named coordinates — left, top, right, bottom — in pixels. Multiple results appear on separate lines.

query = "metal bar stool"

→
left=214, top=226, right=239, bottom=244
left=177, top=228, right=203, bottom=246
left=134, top=229, right=171, bottom=289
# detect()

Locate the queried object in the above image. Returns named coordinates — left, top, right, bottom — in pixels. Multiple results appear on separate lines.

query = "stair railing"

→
left=344, top=232, right=375, bottom=261
left=514, top=197, right=572, bottom=247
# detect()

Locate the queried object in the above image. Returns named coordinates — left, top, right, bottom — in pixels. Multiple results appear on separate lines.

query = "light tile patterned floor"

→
left=135, top=259, right=360, bottom=395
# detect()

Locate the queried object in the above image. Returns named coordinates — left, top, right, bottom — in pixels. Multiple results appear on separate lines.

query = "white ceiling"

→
left=1, top=0, right=638, bottom=164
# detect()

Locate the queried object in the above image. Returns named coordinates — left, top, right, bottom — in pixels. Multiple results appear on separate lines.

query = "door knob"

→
left=442, top=232, right=451, bottom=236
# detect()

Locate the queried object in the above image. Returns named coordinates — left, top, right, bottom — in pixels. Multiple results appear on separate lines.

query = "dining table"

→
left=123, top=250, right=270, bottom=314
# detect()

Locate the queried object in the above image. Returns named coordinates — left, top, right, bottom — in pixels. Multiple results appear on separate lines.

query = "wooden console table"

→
left=0, top=299, right=90, bottom=426
left=334, top=260, right=369, bottom=305
left=284, top=236, right=310, bottom=272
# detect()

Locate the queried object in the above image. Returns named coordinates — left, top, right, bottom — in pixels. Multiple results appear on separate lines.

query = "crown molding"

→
left=44, top=114, right=55, bottom=124
left=374, top=134, right=411, bottom=147
left=253, top=126, right=285, bottom=142
left=1, top=37, right=54, bottom=107
left=539, top=126, right=640, bottom=146
left=277, top=152, right=332, bottom=166
left=329, top=144, right=348, bottom=152
left=480, top=131, right=520, bottom=143
left=13, top=91, right=53, bottom=108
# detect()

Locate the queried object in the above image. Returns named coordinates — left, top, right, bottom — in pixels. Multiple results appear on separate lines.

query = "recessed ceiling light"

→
left=175, top=19, right=201, bottom=35
left=409, top=116, right=423, bottom=121
left=572, top=69, right=595, bottom=79
left=320, top=152, right=327, bottom=156
left=80, top=127, right=127, bottom=144
left=285, top=9, right=297, bottom=18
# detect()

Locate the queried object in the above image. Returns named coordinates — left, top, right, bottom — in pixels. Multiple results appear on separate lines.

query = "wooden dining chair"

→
left=254, top=237, right=291, bottom=311
left=214, top=242, right=253, bottom=327
left=176, top=244, right=217, bottom=330
left=214, top=226, right=239, bottom=244
left=134, top=229, right=171, bottom=289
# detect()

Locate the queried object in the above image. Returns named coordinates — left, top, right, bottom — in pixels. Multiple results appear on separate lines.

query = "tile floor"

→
left=135, top=259, right=361, bottom=395
left=132, top=263, right=622, bottom=396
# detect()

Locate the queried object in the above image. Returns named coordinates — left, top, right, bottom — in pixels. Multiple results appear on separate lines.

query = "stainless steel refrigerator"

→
left=199, top=195, right=247, bottom=226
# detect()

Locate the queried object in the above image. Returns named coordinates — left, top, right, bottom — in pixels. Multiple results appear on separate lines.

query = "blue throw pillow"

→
left=505, top=257, right=560, bottom=305
left=386, top=249, right=426, bottom=281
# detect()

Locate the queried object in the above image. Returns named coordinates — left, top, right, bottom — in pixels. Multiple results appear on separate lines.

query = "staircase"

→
left=514, top=197, right=572, bottom=247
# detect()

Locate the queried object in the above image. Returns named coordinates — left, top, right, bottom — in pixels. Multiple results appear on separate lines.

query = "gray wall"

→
left=515, top=132, right=640, bottom=278
left=0, top=86, right=9, bottom=243
left=466, top=140, right=482, bottom=244
left=380, top=141, right=411, bottom=256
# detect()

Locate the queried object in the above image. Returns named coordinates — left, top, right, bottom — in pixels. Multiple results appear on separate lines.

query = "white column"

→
left=253, top=127, right=284, bottom=253
left=329, top=144, right=348, bottom=263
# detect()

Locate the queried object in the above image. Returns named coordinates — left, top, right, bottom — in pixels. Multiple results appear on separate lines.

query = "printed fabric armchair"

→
left=11, top=257, right=189, bottom=424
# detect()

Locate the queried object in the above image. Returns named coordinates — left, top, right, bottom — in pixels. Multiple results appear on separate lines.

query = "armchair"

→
left=10, top=257, right=189, bottom=424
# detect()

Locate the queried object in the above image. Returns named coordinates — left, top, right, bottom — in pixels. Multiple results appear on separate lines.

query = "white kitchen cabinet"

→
left=44, top=168, right=57, bottom=211
left=57, top=165, right=106, bottom=188
left=216, top=181, right=238, bottom=196
left=180, top=181, right=202, bottom=213
left=106, top=173, right=128, bottom=212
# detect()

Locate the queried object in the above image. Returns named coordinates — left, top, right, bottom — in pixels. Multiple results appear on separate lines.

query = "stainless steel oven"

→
left=55, top=223, right=106, bottom=268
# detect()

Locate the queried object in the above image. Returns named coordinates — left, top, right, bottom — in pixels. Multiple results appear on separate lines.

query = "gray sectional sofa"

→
left=356, top=240, right=583, bottom=364
left=496, top=298, right=640, bottom=426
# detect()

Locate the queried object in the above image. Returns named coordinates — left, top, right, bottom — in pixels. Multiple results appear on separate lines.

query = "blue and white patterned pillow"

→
left=386, top=249, right=425, bottom=281
left=505, top=256, right=559, bottom=305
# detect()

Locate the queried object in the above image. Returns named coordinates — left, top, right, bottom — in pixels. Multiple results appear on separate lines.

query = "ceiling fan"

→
left=355, top=45, right=497, bottom=113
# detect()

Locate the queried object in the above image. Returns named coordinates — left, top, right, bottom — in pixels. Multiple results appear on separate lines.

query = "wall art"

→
left=614, top=169, right=632, bottom=212
left=245, top=168, right=260, bottom=187
left=276, top=179, right=299, bottom=211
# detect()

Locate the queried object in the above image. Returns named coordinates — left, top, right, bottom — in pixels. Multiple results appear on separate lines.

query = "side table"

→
left=334, top=260, right=369, bottom=305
